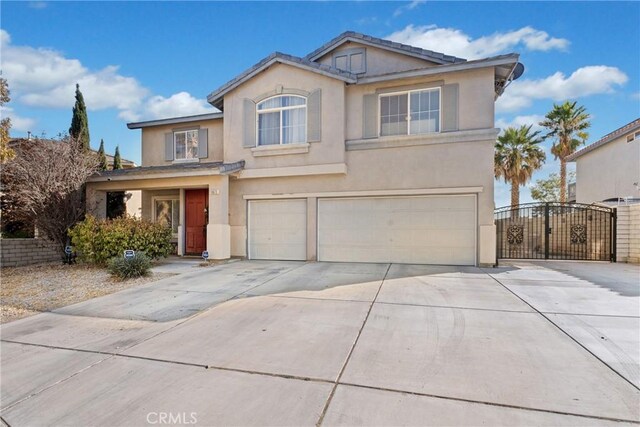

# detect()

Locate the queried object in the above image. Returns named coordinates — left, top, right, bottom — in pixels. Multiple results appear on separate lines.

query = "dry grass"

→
left=0, top=263, right=174, bottom=324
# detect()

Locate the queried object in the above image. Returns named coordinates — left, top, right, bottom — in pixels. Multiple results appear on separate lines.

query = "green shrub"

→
left=69, top=215, right=173, bottom=265
left=107, top=252, right=151, bottom=279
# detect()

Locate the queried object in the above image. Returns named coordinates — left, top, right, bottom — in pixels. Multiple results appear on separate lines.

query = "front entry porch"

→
left=85, top=162, right=244, bottom=260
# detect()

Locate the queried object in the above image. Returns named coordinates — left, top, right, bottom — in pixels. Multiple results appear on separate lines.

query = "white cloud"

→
left=120, top=92, right=213, bottom=122
left=393, top=1, right=426, bottom=18
left=0, top=30, right=214, bottom=122
left=28, top=1, right=47, bottom=9
left=1, top=106, right=37, bottom=132
left=387, top=25, right=569, bottom=59
left=497, top=66, right=628, bottom=113
left=1, top=29, right=147, bottom=111
left=495, top=115, right=545, bottom=133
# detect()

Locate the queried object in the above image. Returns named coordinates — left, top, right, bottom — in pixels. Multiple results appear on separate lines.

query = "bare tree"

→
left=1, top=136, right=99, bottom=251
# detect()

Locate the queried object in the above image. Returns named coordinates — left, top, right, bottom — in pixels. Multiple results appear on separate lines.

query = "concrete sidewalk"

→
left=1, top=261, right=638, bottom=426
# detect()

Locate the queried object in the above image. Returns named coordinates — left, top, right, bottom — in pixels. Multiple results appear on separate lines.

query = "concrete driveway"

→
left=1, top=260, right=638, bottom=426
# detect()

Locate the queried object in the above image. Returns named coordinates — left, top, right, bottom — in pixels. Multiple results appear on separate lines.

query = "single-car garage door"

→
left=318, top=195, right=476, bottom=265
left=248, top=199, right=307, bottom=261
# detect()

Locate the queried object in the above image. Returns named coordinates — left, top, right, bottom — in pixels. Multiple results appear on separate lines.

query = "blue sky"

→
left=2, top=1, right=639, bottom=207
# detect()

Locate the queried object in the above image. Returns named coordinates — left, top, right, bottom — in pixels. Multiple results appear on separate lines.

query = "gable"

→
left=314, top=42, right=441, bottom=77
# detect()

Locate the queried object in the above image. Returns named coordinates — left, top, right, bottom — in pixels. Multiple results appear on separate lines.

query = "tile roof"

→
left=304, top=31, right=467, bottom=64
left=127, top=113, right=223, bottom=129
left=567, top=118, right=640, bottom=161
left=207, top=52, right=357, bottom=108
left=89, top=160, right=245, bottom=180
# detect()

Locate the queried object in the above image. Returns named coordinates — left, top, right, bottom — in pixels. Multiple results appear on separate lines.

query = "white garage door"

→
left=318, top=195, right=476, bottom=265
left=248, top=199, right=307, bottom=261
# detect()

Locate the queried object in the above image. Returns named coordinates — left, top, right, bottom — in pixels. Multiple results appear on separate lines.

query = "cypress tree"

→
left=97, top=139, right=108, bottom=170
left=106, top=145, right=126, bottom=218
left=69, top=83, right=90, bottom=150
left=113, top=145, right=122, bottom=169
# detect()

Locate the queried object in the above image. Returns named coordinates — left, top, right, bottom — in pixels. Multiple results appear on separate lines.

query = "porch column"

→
left=207, top=176, right=230, bottom=259
left=177, top=188, right=185, bottom=256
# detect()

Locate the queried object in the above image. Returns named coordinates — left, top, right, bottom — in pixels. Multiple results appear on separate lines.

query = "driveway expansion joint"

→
left=488, top=273, right=640, bottom=392
left=337, top=382, right=640, bottom=424
left=374, top=300, right=535, bottom=314
left=315, top=263, right=392, bottom=427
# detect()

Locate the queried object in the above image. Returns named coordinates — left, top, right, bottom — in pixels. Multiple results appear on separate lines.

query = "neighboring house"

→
left=86, top=31, right=523, bottom=266
left=567, top=118, right=640, bottom=204
left=7, top=137, right=142, bottom=219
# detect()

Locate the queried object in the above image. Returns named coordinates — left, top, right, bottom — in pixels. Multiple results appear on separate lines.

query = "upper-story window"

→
left=174, top=129, right=198, bottom=160
left=626, top=131, right=639, bottom=143
left=380, top=88, right=440, bottom=137
left=333, top=48, right=366, bottom=74
left=257, top=95, right=307, bottom=146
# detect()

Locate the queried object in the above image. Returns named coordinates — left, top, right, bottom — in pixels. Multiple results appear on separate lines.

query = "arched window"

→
left=257, top=95, right=307, bottom=146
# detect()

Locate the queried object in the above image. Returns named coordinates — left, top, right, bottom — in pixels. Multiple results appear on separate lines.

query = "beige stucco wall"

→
left=575, top=136, right=640, bottom=203
left=141, top=119, right=224, bottom=167
left=315, top=42, right=439, bottom=76
left=222, top=63, right=346, bottom=170
left=345, top=68, right=495, bottom=141
left=125, top=190, right=142, bottom=218
left=228, top=137, right=496, bottom=264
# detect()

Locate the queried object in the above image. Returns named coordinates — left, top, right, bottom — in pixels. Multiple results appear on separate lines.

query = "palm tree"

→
left=539, top=101, right=590, bottom=202
left=495, top=125, right=547, bottom=208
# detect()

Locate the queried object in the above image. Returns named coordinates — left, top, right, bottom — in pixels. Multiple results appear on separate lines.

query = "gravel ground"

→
left=0, top=263, right=175, bottom=324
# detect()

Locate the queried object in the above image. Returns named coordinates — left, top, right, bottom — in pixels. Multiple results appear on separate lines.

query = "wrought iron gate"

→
left=495, top=202, right=616, bottom=261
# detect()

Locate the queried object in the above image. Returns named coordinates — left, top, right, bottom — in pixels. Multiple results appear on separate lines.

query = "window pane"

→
left=174, top=132, right=186, bottom=159
left=282, top=107, right=306, bottom=144
left=409, top=89, right=440, bottom=135
left=155, top=200, right=172, bottom=230
left=171, top=200, right=180, bottom=234
left=186, top=130, right=198, bottom=159
left=257, top=95, right=305, bottom=110
left=380, top=94, right=407, bottom=136
left=258, top=111, right=280, bottom=145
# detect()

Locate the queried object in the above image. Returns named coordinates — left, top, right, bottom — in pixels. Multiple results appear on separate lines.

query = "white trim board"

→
left=243, top=186, right=483, bottom=200
left=237, top=163, right=347, bottom=179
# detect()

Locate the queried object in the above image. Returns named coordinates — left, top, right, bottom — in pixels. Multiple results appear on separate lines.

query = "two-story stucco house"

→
left=567, top=118, right=640, bottom=204
left=86, top=32, right=523, bottom=266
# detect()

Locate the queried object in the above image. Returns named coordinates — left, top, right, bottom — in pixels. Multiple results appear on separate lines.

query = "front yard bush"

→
left=69, top=215, right=173, bottom=265
left=107, top=252, right=152, bottom=279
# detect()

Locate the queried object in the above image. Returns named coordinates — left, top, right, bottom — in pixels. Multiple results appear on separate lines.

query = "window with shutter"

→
left=379, top=88, right=441, bottom=137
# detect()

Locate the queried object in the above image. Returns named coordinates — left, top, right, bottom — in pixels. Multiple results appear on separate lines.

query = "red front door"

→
left=185, top=189, right=208, bottom=255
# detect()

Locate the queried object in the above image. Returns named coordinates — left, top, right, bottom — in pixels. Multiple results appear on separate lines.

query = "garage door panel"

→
left=318, top=196, right=476, bottom=265
left=248, top=199, right=307, bottom=261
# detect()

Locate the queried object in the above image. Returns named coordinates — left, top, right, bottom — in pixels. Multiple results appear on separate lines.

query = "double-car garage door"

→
left=248, top=195, right=476, bottom=265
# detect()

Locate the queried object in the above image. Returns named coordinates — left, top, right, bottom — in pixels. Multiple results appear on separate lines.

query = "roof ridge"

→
left=206, top=50, right=357, bottom=108
left=304, top=30, right=467, bottom=64
left=567, top=118, right=640, bottom=161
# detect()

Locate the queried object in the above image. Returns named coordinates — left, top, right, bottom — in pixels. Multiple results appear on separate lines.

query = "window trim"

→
left=377, top=87, right=442, bottom=138
left=627, top=131, right=640, bottom=143
left=173, top=129, right=199, bottom=161
left=151, top=196, right=180, bottom=237
left=255, top=94, right=308, bottom=147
